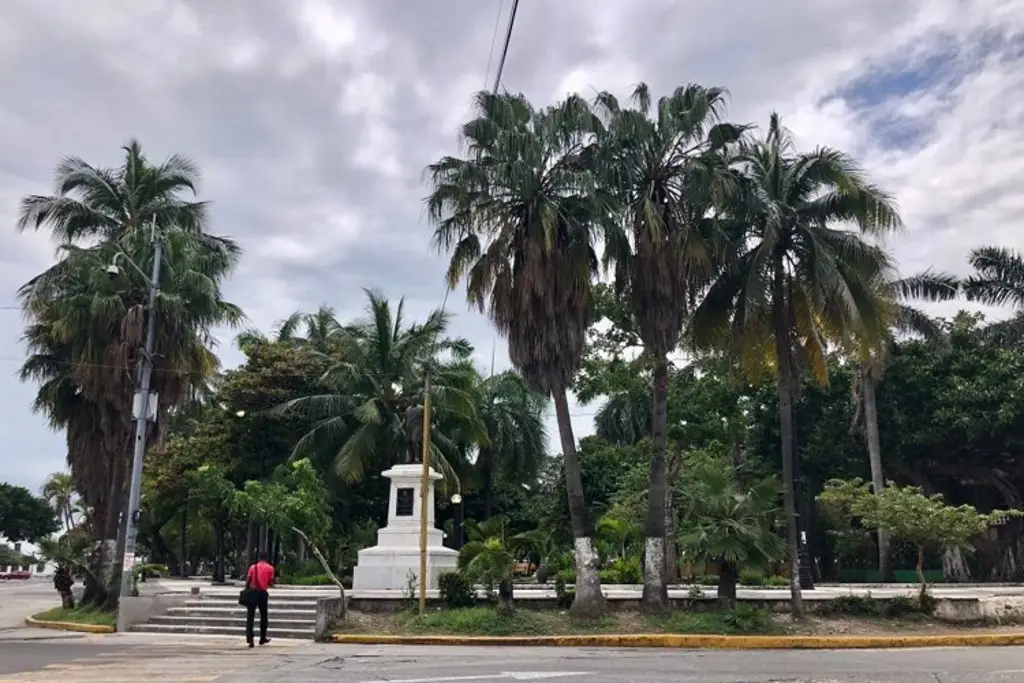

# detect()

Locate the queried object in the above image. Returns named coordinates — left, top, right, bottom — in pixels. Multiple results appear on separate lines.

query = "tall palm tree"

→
left=963, top=246, right=1024, bottom=344
left=237, top=305, right=345, bottom=355
left=853, top=272, right=959, bottom=580
left=279, top=289, right=485, bottom=484
left=474, top=371, right=548, bottom=517
left=41, top=472, right=77, bottom=532
left=426, top=91, right=611, bottom=617
left=691, top=114, right=902, bottom=617
left=17, top=142, right=243, bottom=603
left=592, top=83, right=745, bottom=612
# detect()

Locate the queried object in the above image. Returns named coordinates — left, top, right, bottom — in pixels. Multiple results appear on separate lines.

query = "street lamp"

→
left=450, top=494, right=463, bottom=551
left=115, top=215, right=163, bottom=601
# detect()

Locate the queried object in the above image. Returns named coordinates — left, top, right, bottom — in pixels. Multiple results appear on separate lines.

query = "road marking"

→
left=359, top=673, right=588, bottom=683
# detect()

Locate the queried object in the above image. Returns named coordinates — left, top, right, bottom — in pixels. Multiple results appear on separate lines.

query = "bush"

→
left=554, top=574, right=574, bottom=609
left=287, top=573, right=336, bottom=586
left=603, top=556, right=642, bottom=584
left=883, top=591, right=936, bottom=618
left=438, top=572, right=475, bottom=609
left=696, top=574, right=719, bottom=586
left=556, top=569, right=576, bottom=585
left=763, top=575, right=788, bottom=587
left=738, top=570, right=765, bottom=586
left=817, top=594, right=880, bottom=617
left=722, top=605, right=772, bottom=633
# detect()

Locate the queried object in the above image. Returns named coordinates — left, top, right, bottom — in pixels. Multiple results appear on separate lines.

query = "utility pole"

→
left=417, top=374, right=432, bottom=615
left=118, top=222, right=163, bottom=600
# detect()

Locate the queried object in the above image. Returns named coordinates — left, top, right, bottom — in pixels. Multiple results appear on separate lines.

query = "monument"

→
left=351, top=404, right=458, bottom=591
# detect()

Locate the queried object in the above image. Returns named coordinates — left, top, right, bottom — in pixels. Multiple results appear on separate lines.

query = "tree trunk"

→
left=916, top=545, right=927, bottom=595
left=772, top=266, right=804, bottom=619
left=498, top=576, right=514, bottom=615
left=179, top=503, right=189, bottom=578
left=481, top=454, right=494, bottom=520
left=717, top=561, right=738, bottom=609
left=861, top=364, right=892, bottom=582
left=246, top=521, right=255, bottom=569
left=942, top=547, right=971, bottom=583
left=552, top=389, right=608, bottom=618
left=641, top=354, right=670, bottom=614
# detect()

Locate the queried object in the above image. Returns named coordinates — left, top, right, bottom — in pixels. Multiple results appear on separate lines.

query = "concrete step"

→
left=150, top=616, right=314, bottom=629
left=182, top=598, right=319, bottom=609
left=168, top=607, right=316, bottom=619
left=183, top=594, right=325, bottom=605
left=130, top=623, right=314, bottom=640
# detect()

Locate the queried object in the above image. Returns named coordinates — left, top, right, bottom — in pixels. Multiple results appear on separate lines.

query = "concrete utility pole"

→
left=118, top=218, right=163, bottom=600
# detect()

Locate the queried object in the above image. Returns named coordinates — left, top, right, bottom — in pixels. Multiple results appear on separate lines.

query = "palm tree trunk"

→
left=772, top=267, right=804, bottom=619
left=552, top=389, right=608, bottom=618
left=717, top=561, right=738, bottom=609
left=498, top=576, right=514, bottom=615
left=861, top=365, right=892, bottom=582
left=481, top=452, right=495, bottom=520
left=641, top=354, right=670, bottom=614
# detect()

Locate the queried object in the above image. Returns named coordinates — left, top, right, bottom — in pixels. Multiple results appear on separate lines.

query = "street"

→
left=3, top=583, right=1024, bottom=682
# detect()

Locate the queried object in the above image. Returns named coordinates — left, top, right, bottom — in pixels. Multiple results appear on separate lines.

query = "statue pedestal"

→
left=352, top=464, right=458, bottom=591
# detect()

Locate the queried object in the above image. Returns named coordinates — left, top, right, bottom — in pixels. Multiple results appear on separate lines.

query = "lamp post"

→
left=450, top=493, right=463, bottom=552
left=117, top=217, right=163, bottom=600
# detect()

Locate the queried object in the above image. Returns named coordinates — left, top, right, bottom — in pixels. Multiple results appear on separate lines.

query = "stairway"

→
left=130, top=589, right=323, bottom=640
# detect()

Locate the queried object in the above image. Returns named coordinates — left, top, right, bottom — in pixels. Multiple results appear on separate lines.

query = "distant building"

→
left=0, top=538, right=56, bottom=578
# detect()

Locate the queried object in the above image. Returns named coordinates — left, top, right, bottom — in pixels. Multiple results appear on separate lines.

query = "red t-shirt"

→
left=247, top=561, right=275, bottom=591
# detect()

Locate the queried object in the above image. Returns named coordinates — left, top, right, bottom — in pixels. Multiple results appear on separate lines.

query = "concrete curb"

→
left=25, top=614, right=115, bottom=634
left=331, top=631, right=1024, bottom=650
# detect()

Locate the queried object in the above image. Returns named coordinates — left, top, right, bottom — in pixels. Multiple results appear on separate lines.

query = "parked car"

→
left=0, top=570, right=32, bottom=580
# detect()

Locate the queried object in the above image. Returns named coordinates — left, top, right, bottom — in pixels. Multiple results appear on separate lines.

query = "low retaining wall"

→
left=315, top=597, right=346, bottom=642
left=347, top=591, right=1012, bottom=623
left=116, top=592, right=189, bottom=632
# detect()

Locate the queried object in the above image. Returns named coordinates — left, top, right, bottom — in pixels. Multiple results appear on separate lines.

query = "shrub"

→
left=738, top=570, right=765, bottom=586
left=696, top=574, right=719, bottom=586
left=554, top=574, right=574, bottom=609
left=288, top=573, right=335, bottom=586
left=722, top=605, right=772, bottom=633
left=556, top=569, right=576, bottom=585
left=764, top=575, right=788, bottom=587
left=817, top=594, right=880, bottom=617
left=439, top=571, right=476, bottom=609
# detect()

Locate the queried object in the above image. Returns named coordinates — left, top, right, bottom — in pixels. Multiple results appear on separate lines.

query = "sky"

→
left=1, top=0, right=1022, bottom=495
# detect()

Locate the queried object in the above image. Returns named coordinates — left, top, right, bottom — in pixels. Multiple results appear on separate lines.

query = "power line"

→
left=491, top=0, right=520, bottom=94
left=482, top=0, right=505, bottom=90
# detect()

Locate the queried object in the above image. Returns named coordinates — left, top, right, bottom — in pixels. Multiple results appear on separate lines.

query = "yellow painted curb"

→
left=25, top=615, right=114, bottom=634
left=332, top=631, right=1024, bottom=650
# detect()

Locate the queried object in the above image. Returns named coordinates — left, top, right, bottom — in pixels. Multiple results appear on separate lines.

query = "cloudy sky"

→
left=1, top=0, right=1021, bottom=494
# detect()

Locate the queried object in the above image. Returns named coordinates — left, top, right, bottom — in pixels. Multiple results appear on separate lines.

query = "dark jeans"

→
left=245, top=589, right=269, bottom=643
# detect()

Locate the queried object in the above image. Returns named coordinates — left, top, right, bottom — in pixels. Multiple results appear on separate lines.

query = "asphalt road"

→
left=3, top=583, right=1024, bottom=682
left=217, top=644, right=1024, bottom=683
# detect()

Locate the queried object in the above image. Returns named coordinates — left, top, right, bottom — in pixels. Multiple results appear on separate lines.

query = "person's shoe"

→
left=248, top=642, right=254, bottom=648
left=259, top=638, right=271, bottom=645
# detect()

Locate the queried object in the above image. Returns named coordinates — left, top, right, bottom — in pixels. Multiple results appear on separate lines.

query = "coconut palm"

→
left=852, top=272, right=959, bottom=580
left=426, top=91, right=610, bottom=617
left=590, top=83, right=746, bottom=612
left=963, top=246, right=1024, bottom=344
left=474, top=371, right=548, bottom=518
left=278, top=289, right=485, bottom=484
left=41, top=472, right=77, bottom=532
left=237, top=305, right=345, bottom=355
left=690, top=113, right=902, bottom=617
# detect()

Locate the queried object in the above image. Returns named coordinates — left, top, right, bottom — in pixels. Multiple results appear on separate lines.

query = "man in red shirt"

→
left=245, top=551, right=275, bottom=647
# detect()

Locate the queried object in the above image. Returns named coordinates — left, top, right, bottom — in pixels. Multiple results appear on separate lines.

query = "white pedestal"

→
left=352, top=464, right=458, bottom=591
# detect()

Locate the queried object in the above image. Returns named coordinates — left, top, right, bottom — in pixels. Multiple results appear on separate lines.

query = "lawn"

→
left=337, top=606, right=778, bottom=637
left=33, top=605, right=116, bottom=627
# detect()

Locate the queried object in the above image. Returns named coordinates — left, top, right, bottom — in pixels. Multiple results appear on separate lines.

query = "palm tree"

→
left=426, top=91, right=611, bottom=617
left=474, top=371, right=548, bottom=517
left=591, top=83, right=745, bottom=612
left=237, top=305, right=345, bottom=354
left=279, top=289, right=484, bottom=484
left=852, top=272, right=959, bottom=580
left=691, top=113, right=902, bottom=617
left=459, top=517, right=517, bottom=614
left=17, top=143, right=243, bottom=603
left=676, top=464, right=783, bottom=608
left=963, top=246, right=1024, bottom=344
left=41, top=472, right=77, bottom=532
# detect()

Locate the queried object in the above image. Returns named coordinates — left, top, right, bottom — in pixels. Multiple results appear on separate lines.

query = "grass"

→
left=33, top=605, right=115, bottom=627
left=338, top=606, right=778, bottom=637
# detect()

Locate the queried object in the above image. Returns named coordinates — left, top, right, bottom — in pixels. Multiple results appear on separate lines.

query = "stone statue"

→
left=404, top=404, right=424, bottom=465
